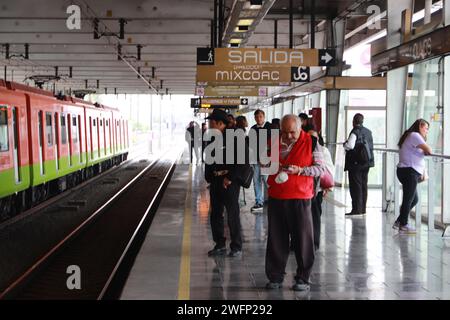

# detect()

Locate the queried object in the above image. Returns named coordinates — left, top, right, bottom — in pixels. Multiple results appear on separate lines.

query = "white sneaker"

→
left=392, top=221, right=400, bottom=230
left=399, top=224, right=416, bottom=234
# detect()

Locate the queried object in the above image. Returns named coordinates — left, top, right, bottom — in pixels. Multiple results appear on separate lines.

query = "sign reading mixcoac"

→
left=196, top=48, right=335, bottom=86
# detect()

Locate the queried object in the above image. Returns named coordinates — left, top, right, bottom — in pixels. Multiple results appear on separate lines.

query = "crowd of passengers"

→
left=185, top=109, right=431, bottom=291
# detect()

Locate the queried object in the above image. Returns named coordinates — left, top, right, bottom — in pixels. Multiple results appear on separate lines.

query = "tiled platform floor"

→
left=122, top=162, right=450, bottom=300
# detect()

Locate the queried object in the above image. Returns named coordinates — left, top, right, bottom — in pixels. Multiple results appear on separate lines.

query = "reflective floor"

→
left=123, top=161, right=450, bottom=300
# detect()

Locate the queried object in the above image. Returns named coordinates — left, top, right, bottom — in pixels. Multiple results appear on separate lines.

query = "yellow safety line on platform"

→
left=178, top=165, right=192, bottom=300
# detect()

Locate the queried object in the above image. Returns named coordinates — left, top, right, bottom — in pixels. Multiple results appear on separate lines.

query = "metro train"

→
left=0, top=80, right=129, bottom=220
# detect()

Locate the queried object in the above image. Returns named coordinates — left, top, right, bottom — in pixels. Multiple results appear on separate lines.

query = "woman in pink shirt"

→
left=394, top=119, right=432, bottom=234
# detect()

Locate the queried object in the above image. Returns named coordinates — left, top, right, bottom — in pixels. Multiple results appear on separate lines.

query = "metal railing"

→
left=374, top=148, right=449, bottom=235
left=325, top=143, right=450, bottom=236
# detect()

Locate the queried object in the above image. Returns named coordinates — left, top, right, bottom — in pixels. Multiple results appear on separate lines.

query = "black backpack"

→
left=353, top=133, right=371, bottom=165
left=238, top=165, right=254, bottom=188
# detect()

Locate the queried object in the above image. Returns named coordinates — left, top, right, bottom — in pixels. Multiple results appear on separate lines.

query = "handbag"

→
left=238, top=165, right=254, bottom=189
left=320, top=168, right=334, bottom=189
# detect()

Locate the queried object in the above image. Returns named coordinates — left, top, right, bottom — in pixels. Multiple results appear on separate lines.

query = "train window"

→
left=45, top=112, right=53, bottom=147
left=72, top=116, right=78, bottom=143
left=60, top=115, right=67, bottom=144
left=93, top=119, right=96, bottom=126
left=106, top=120, right=109, bottom=126
left=100, top=120, right=103, bottom=126
left=0, top=107, right=8, bottom=152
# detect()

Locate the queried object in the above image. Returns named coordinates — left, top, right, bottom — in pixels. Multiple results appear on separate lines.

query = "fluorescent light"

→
left=238, top=19, right=254, bottom=26
left=244, top=0, right=262, bottom=9
left=235, top=25, right=249, bottom=32
left=230, top=38, right=242, bottom=44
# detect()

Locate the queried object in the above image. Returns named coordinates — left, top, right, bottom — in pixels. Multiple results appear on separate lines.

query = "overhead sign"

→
left=196, top=48, right=334, bottom=86
left=197, top=65, right=292, bottom=86
left=191, top=97, right=243, bottom=108
left=371, top=24, right=450, bottom=75
left=198, top=48, right=336, bottom=67
left=195, top=86, right=267, bottom=97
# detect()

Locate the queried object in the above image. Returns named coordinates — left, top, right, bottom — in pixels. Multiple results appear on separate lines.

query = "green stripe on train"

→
left=1, top=149, right=127, bottom=198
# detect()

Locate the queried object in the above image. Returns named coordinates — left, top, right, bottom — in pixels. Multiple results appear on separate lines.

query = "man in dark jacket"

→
left=205, top=109, right=249, bottom=257
left=344, top=113, right=374, bottom=216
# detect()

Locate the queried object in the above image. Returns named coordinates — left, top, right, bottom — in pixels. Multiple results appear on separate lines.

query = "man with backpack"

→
left=204, top=109, right=251, bottom=258
left=344, top=113, right=374, bottom=216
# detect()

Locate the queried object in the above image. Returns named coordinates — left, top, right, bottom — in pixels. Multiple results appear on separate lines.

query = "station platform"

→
left=120, top=159, right=450, bottom=300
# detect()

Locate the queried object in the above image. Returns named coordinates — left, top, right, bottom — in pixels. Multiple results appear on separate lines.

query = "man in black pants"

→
left=344, top=113, right=374, bottom=216
left=204, top=109, right=249, bottom=257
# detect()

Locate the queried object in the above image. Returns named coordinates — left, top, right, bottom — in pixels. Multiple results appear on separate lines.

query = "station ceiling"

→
left=0, top=0, right=385, bottom=95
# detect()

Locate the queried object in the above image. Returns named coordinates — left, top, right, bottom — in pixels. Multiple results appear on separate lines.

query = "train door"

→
left=38, top=111, right=44, bottom=175
left=67, top=114, right=72, bottom=166
left=12, top=107, right=21, bottom=182
left=54, top=113, right=60, bottom=171
left=97, top=117, right=101, bottom=157
left=0, top=106, right=10, bottom=172
left=89, top=117, right=93, bottom=160
left=78, top=115, right=82, bottom=163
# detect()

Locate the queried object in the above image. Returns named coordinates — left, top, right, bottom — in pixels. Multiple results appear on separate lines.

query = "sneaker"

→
left=265, top=282, right=283, bottom=289
left=392, top=221, right=400, bottom=230
left=345, top=211, right=365, bottom=216
left=399, top=224, right=416, bottom=234
left=208, top=246, right=226, bottom=256
left=228, top=249, right=242, bottom=257
left=251, top=204, right=263, bottom=212
left=292, top=279, right=310, bottom=292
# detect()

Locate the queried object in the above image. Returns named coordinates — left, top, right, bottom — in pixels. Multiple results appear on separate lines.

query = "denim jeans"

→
left=396, top=167, right=421, bottom=226
left=252, top=164, right=268, bottom=205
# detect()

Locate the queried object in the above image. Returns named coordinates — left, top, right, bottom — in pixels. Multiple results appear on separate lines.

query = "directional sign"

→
left=197, top=48, right=215, bottom=65
left=191, top=98, right=201, bottom=108
left=201, top=97, right=243, bottom=106
left=196, top=48, right=335, bottom=86
left=191, top=97, right=242, bottom=109
left=195, top=86, right=267, bottom=97
left=291, top=66, right=310, bottom=82
left=240, top=98, right=249, bottom=105
left=318, top=49, right=336, bottom=66
left=197, top=48, right=337, bottom=67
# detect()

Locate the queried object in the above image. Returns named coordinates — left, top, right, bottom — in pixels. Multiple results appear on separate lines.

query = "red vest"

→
left=267, top=130, right=314, bottom=200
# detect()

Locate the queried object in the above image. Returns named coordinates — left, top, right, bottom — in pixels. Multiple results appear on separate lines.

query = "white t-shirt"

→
left=397, top=132, right=426, bottom=175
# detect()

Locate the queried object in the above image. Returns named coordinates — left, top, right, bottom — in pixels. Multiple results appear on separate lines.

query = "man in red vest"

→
left=265, top=115, right=325, bottom=291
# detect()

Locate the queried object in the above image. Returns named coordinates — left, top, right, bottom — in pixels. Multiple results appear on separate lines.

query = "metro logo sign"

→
left=196, top=48, right=335, bottom=86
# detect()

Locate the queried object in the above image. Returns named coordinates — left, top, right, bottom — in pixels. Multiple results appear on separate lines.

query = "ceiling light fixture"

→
left=235, top=25, right=249, bottom=32
left=238, top=19, right=254, bottom=26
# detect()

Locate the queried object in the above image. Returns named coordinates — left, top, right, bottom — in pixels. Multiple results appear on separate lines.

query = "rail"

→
left=326, top=142, right=450, bottom=236
left=0, top=149, right=182, bottom=299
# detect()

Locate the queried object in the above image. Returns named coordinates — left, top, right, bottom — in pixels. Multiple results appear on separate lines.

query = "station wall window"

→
left=60, top=114, right=67, bottom=144
left=0, top=107, right=9, bottom=152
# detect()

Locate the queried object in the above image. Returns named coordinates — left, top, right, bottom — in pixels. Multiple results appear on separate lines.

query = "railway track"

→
left=0, top=151, right=180, bottom=300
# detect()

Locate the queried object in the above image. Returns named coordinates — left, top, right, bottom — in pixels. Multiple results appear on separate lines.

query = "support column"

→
left=384, top=0, right=413, bottom=212
left=442, top=0, right=450, bottom=234
left=325, top=18, right=346, bottom=160
left=149, top=95, right=153, bottom=154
